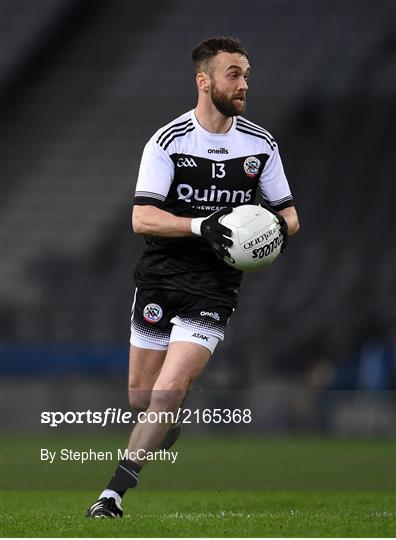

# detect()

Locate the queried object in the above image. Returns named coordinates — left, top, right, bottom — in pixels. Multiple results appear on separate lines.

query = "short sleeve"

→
left=258, top=145, right=294, bottom=210
left=133, top=137, right=175, bottom=207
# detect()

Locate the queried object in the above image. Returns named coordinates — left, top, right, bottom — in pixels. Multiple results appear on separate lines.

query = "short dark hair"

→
left=192, top=36, right=249, bottom=74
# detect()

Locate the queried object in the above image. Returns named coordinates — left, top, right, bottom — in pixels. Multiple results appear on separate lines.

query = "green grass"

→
left=1, top=435, right=395, bottom=536
left=1, top=490, right=395, bottom=537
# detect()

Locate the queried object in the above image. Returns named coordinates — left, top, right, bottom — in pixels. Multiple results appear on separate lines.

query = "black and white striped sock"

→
left=106, top=459, right=142, bottom=497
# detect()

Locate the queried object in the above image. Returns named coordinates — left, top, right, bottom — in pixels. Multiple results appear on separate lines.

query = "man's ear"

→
left=196, top=72, right=210, bottom=93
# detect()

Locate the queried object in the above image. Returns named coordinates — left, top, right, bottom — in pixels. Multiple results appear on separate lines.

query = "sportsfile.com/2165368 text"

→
left=40, top=408, right=252, bottom=427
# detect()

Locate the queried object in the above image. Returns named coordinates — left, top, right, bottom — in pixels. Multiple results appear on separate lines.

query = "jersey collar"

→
left=191, top=109, right=236, bottom=138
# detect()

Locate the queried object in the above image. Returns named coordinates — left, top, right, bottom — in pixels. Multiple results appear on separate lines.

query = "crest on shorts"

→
left=143, top=303, right=163, bottom=324
left=243, top=156, right=261, bottom=178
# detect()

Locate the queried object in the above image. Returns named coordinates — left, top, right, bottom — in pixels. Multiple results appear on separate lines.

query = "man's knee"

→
left=128, top=386, right=151, bottom=412
left=150, top=380, right=188, bottom=412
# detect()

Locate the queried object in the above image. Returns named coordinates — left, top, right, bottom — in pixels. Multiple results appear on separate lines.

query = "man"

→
left=86, top=36, right=299, bottom=518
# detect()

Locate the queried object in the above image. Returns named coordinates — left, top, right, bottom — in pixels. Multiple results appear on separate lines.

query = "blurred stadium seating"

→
left=1, top=0, right=395, bottom=410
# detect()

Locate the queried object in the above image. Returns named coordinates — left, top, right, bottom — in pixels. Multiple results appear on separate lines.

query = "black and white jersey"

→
left=133, top=109, right=294, bottom=306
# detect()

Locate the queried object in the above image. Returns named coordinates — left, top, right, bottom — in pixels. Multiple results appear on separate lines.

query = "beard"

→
left=210, top=80, right=246, bottom=117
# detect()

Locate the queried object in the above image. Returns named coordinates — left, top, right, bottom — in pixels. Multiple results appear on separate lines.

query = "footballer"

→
left=86, top=36, right=299, bottom=518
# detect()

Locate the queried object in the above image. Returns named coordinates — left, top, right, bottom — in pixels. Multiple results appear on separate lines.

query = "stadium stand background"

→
left=1, top=0, right=395, bottom=433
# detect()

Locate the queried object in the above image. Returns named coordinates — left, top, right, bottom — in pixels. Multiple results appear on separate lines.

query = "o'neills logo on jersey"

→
left=244, top=156, right=261, bottom=178
left=208, top=148, right=229, bottom=154
left=177, top=183, right=253, bottom=204
left=143, top=303, right=163, bottom=324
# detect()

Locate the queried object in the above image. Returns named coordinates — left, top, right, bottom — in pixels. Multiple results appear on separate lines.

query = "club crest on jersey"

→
left=143, top=303, right=163, bottom=323
left=243, top=156, right=261, bottom=178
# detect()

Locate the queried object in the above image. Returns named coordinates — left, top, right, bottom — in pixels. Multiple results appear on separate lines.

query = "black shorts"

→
left=130, top=288, right=234, bottom=348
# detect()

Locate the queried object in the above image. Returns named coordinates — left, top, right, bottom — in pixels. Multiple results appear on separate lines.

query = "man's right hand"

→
left=259, top=202, right=288, bottom=254
left=191, top=207, right=233, bottom=260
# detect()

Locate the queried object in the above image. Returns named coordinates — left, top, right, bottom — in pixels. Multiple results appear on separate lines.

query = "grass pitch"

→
left=1, top=435, right=395, bottom=537
left=2, top=490, right=395, bottom=537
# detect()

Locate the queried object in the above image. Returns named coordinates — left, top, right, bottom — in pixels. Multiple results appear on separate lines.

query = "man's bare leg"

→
left=86, top=341, right=211, bottom=517
left=128, top=344, right=184, bottom=450
left=127, top=345, right=167, bottom=412
left=126, top=341, right=211, bottom=463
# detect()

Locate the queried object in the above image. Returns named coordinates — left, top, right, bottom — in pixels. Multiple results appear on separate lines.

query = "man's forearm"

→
left=278, top=206, right=300, bottom=236
left=132, top=205, right=193, bottom=237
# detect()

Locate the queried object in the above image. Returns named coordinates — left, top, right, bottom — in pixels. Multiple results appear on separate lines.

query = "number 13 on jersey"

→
left=211, top=163, right=226, bottom=178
